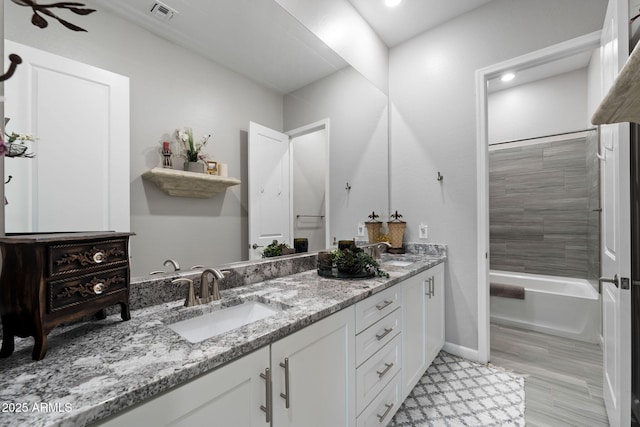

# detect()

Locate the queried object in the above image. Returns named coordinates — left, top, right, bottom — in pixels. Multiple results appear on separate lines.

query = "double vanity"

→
left=0, top=243, right=446, bottom=427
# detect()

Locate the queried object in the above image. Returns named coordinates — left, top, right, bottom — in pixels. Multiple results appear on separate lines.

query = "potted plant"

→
left=176, top=127, right=211, bottom=173
left=262, top=240, right=295, bottom=258
left=330, top=246, right=389, bottom=278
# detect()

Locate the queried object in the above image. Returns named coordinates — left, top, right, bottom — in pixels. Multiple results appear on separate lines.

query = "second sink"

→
left=168, top=301, right=284, bottom=343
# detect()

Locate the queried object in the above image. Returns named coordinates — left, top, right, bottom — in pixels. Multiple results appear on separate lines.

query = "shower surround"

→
left=489, top=132, right=600, bottom=281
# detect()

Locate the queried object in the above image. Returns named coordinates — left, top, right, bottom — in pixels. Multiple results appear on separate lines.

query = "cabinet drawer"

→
left=356, top=333, right=402, bottom=415
left=48, top=267, right=129, bottom=312
left=356, top=286, right=400, bottom=334
left=357, top=371, right=402, bottom=427
left=49, top=239, right=128, bottom=277
left=356, top=308, right=401, bottom=367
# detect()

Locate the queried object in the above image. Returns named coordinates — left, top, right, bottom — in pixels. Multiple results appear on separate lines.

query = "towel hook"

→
left=437, top=172, right=444, bottom=182
left=345, top=182, right=351, bottom=191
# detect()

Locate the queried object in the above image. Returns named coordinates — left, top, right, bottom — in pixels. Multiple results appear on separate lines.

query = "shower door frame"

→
left=474, top=31, right=602, bottom=363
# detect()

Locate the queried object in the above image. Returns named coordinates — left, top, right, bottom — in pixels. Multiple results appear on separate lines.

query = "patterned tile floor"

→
left=389, top=352, right=525, bottom=427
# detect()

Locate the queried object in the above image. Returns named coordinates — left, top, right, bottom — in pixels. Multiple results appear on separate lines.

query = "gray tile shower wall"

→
left=489, top=135, right=600, bottom=280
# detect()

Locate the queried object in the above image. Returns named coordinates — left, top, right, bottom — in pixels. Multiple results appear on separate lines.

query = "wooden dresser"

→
left=0, top=232, right=133, bottom=360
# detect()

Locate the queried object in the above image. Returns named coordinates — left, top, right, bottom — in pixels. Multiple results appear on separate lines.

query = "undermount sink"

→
left=168, top=301, right=284, bottom=343
left=384, top=260, right=415, bottom=267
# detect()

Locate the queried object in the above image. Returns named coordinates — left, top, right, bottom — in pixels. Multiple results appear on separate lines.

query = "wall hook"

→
left=437, top=172, right=444, bottom=182
left=345, top=182, right=351, bottom=191
left=5, top=175, right=12, bottom=184
left=0, top=54, right=22, bottom=82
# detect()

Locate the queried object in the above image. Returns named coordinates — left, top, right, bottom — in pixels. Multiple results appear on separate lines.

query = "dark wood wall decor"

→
left=0, top=232, right=133, bottom=360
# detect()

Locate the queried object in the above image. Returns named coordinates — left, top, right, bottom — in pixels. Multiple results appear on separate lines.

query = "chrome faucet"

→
left=373, top=242, right=392, bottom=259
left=200, top=268, right=227, bottom=303
left=164, top=259, right=181, bottom=271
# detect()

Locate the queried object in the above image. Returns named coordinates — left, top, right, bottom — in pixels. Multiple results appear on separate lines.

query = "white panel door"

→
left=4, top=40, right=130, bottom=233
left=248, top=122, right=291, bottom=259
left=599, top=1, right=631, bottom=426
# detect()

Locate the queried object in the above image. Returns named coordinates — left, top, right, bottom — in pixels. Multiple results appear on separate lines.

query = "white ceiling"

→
left=93, top=0, right=594, bottom=95
left=347, top=0, right=493, bottom=47
left=92, top=0, right=348, bottom=94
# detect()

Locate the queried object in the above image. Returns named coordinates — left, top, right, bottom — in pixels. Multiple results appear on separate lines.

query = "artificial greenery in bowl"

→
left=330, top=246, right=389, bottom=278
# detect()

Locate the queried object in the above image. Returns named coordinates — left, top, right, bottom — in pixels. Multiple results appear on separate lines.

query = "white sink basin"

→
left=385, top=260, right=414, bottom=267
left=168, top=301, right=283, bottom=343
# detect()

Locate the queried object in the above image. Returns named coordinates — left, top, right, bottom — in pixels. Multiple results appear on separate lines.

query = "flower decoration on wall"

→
left=10, top=0, right=96, bottom=32
left=176, top=127, right=211, bottom=162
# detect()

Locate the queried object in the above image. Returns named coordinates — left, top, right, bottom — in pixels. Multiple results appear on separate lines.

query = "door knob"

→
left=598, top=274, right=619, bottom=292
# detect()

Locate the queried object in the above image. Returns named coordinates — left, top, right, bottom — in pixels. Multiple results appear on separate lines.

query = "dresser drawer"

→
left=48, top=239, right=128, bottom=277
left=356, top=307, right=401, bottom=367
left=356, top=333, right=402, bottom=415
left=357, top=371, right=402, bottom=427
left=356, top=285, right=400, bottom=334
left=48, top=267, right=129, bottom=312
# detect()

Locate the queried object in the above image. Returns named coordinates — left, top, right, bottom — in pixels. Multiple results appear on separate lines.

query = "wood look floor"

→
left=490, top=323, right=609, bottom=426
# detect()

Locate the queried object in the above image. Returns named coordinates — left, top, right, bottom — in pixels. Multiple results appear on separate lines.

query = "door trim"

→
left=474, top=31, right=602, bottom=363
left=286, top=118, right=331, bottom=250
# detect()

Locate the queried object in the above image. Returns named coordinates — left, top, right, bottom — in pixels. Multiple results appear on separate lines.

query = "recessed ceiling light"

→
left=385, top=0, right=402, bottom=7
left=501, top=72, right=515, bottom=82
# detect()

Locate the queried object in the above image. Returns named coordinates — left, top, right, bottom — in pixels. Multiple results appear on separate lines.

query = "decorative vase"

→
left=184, top=161, right=203, bottom=173
left=365, top=222, right=382, bottom=244
left=387, top=221, right=406, bottom=253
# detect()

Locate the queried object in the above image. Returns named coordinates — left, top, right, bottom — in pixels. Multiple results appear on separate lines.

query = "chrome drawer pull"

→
left=279, top=357, right=290, bottom=408
left=375, top=327, right=393, bottom=341
left=92, top=283, right=105, bottom=295
left=376, top=362, right=394, bottom=378
left=93, top=251, right=105, bottom=263
left=375, top=300, right=393, bottom=311
left=377, top=403, right=394, bottom=422
left=260, top=367, right=271, bottom=423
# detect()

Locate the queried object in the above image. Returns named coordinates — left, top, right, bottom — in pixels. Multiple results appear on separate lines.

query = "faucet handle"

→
left=172, top=278, right=197, bottom=307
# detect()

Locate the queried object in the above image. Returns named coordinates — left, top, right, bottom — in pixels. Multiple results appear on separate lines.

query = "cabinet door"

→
left=96, top=347, right=269, bottom=427
left=271, top=306, right=356, bottom=427
left=426, top=263, right=445, bottom=366
left=401, top=270, right=427, bottom=397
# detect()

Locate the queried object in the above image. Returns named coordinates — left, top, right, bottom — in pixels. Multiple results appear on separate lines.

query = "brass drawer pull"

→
left=92, top=283, right=105, bottom=295
left=376, top=362, right=394, bottom=379
left=375, top=327, right=393, bottom=341
left=93, top=251, right=105, bottom=263
left=377, top=403, right=394, bottom=422
left=375, top=300, right=393, bottom=311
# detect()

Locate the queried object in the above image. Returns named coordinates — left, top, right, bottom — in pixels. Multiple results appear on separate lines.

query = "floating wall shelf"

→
left=142, top=167, right=241, bottom=198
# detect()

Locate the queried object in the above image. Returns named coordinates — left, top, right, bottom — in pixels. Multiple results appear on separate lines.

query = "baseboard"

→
left=442, top=342, right=482, bottom=363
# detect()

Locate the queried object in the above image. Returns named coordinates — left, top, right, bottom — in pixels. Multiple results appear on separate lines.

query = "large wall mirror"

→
left=4, top=0, right=389, bottom=276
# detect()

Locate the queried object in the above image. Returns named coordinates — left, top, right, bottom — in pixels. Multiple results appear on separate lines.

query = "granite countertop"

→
left=0, top=249, right=445, bottom=427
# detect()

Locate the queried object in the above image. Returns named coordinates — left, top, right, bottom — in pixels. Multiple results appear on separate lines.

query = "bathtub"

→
left=490, top=270, right=601, bottom=343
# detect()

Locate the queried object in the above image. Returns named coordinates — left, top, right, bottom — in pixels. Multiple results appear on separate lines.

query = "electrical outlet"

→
left=357, top=223, right=365, bottom=237
left=419, top=223, right=428, bottom=239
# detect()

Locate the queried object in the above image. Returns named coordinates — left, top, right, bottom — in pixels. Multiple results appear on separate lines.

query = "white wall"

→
left=5, top=4, right=283, bottom=276
left=587, top=48, right=603, bottom=124
left=274, top=0, right=389, bottom=94
left=389, top=0, right=607, bottom=356
left=488, top=68, right=589, bottom=144
left=292, top=130, right=327, bottom=252
left=284, top=67, right=389, bottom=242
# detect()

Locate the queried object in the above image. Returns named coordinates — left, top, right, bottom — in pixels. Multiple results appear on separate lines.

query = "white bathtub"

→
left=490, top=270, right=601, bottom=343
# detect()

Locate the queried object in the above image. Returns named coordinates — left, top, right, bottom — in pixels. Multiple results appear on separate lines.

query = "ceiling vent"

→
left=149, top=1, right=178, bottom=22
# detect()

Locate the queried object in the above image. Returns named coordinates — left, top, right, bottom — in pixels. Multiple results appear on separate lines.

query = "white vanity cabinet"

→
left=354, top=286, right=403, bottom=426
left=270, top=306, right=356, bottom=427
left=96, top=306, right=355, bottom=427
left=425, top=263, right=445, bottom=365
left=401, top=262, right=445, bottom=398
left=96, top=346, right=270, bottom=426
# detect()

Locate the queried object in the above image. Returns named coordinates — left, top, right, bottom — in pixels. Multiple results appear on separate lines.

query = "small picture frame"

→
left=206, top=160, right=218, bottom=175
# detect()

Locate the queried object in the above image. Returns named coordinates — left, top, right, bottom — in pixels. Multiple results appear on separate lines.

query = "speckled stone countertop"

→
left=0, top=245, right=446, bottom=427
